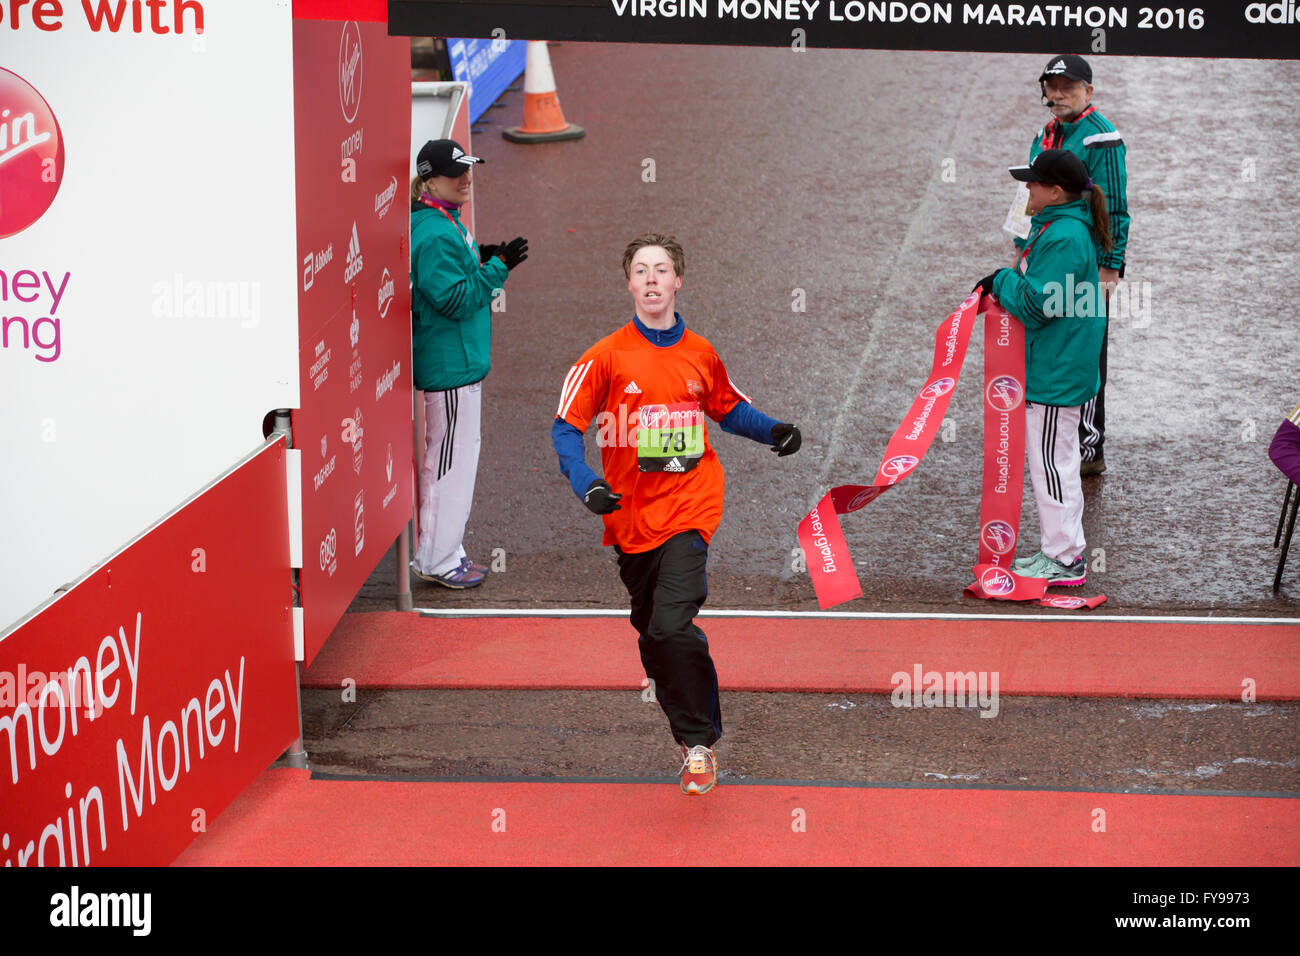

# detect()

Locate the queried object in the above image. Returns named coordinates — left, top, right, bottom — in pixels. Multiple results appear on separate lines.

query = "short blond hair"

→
left=622, top=233, right=684, bottom=279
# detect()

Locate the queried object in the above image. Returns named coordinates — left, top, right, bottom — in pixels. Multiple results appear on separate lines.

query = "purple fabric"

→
left=1269, top=418, right=1300, bottom=486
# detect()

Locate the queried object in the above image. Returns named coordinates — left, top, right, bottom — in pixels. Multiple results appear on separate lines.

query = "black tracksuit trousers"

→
left=616, top=530, right=722, bottom=748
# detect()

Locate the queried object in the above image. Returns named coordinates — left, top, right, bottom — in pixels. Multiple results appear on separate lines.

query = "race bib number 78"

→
left=637, top=402, right=704, bottom=473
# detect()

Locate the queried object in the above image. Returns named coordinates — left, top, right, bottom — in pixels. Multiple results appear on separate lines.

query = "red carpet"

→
left=301, top=613, right=1300, bottom=699
left=175, top=768, right=1300, bottom=866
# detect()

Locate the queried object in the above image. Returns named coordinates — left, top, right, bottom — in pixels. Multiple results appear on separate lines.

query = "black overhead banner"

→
left=388, top=0, right=1300, bottom=57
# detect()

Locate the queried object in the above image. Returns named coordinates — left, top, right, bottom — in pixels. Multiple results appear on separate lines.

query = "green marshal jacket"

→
left=410, top=201, right=509, bottom=392
left=993, top=200, right=1105, bottom=408
left=1016, top=106, right=1129, bottom=273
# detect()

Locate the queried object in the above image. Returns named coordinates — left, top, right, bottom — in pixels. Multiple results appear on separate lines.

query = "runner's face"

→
left=1044, top=77, right=1092, bottom=120
left=427, top=168, right=473, bottom=203
left=627, top=246, right=681, bottom=322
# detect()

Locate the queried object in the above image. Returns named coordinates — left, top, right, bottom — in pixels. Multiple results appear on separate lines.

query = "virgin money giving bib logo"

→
left=338, top=21, right=363, bottom=124
left=639, top=404, right=669, bottom=429
left=0, top=68, right=64, bottom=240
left=985, top=375, right=1025, bottom=412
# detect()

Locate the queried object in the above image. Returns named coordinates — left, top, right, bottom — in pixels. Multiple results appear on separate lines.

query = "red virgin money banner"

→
left=293, top=19, right=414, bottom=666
left=0, top=440, right=298, bottom=866
left=799, top=293, right=1105, bottom=611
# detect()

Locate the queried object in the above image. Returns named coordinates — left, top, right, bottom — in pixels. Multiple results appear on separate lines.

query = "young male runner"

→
left=551, top=233, right=801, bottom=795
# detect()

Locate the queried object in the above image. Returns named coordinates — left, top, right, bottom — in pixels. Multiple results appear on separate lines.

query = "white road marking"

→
left=413, top=607, right=1300, bottom=625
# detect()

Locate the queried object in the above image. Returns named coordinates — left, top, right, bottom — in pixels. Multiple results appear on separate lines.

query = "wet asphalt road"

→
left=292, top=687, right=1300, bottom=794
left=358, top=44, right=1300, bottom=616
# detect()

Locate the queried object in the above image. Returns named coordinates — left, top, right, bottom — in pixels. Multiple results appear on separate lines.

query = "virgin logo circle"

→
left=985, top=375, right=1024, bottom=412
left=0, top=68, right=65, bottom=240
left=338, top=21, right=363, bottom=124
left=980, top=520, right=1016, bottom=555
left=980, top=566, right=1016, bottom=596
left=1042, top=595, right=1086, bottom=609
left=920, top=377, right=955, bottom=399
left=847, top=486, right=883, bottom=511
left=881, top=455, right=918, bottom=478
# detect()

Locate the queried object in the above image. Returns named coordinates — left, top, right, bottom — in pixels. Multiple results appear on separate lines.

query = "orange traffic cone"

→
left=502, top=41, right=585, bottom=143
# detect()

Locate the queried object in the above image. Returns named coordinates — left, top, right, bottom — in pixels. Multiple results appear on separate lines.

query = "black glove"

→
left=478, top=243, right=501, bottom=264
left=499, top=236, right=529, bottom=271
left=770, top=423, right=801, bottom=457
left=973, top=271, right=1000, bottom=294
left=583, top=478, right=622, bottom=515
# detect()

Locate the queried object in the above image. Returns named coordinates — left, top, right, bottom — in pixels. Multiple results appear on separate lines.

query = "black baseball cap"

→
left=1039, top=54, right=1092, bottom=84
left=416, top=139, right=483, bottom=180
left=1009, top=149, right=1092, bottom=193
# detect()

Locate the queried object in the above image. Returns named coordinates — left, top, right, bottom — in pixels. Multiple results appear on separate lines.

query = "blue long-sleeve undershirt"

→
left=553, top=417, right=600, bottom=499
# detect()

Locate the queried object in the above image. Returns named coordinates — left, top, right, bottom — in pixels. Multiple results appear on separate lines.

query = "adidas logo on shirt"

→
left=624, top=381, right=642, bottom=394
left=344, top=221, right=364, bottom=281
left=665, top=457, right=685, bottom=472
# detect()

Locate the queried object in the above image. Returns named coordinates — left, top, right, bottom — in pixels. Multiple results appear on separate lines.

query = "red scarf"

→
left=1041, top=105, right=1095, bottom=150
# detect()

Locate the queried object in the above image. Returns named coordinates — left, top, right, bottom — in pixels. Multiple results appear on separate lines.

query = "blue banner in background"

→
left=447, top=38, right=527, bottom=124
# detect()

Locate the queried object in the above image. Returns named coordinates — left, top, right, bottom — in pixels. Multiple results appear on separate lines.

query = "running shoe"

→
left=460, top=556, right=489, bottom=575
left=1012, top=551, right=1049, bottom=573
left=1013, top=552, right=1086, bottom=586
left=409, top=560, right=484, bottom=589
left=1022, top=554, right=1086, bottom=586
left=680, top=744, right=717, bottom=796
left=1080, top=457, right=1107, bottom=476
left=1043, top=554, right=1087, bottom=586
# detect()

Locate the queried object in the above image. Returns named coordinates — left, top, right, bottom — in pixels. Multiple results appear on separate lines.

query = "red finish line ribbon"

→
left=797, top=292, right=1106, bottom=611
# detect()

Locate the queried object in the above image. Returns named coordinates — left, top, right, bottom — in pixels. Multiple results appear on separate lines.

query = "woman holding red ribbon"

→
left=974, top=149, right=1110, bottom=587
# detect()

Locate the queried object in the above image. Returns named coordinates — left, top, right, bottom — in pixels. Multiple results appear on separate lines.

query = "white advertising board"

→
left=1, top=2, right=300, bottom=629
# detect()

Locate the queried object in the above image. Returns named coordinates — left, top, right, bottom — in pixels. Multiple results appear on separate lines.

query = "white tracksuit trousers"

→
left=1026, top=402, right=1086, bottom=564
left=414, top=382, right=482, bottom=576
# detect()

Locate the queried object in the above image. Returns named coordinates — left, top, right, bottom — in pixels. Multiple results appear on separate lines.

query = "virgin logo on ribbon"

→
left=1040, top=595, right=1089, bottom=609
left=979, top=565, right=1016, bottom=596
left=980, top=519, right=1016, bottom=555
left=847, top=487, right=883, bottom=512
left=920, top=377, right=956, bottom=399
left=338, top=21, right=363, bottom=124
left=985, top=375, right=1024, bottom=412
left=881, top=455, right=919, bottom=481
left=0, top=67, right=64, bottom=240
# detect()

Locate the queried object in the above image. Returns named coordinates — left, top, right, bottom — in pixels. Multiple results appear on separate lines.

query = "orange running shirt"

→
left=556, top=322, right=750, bottom=553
